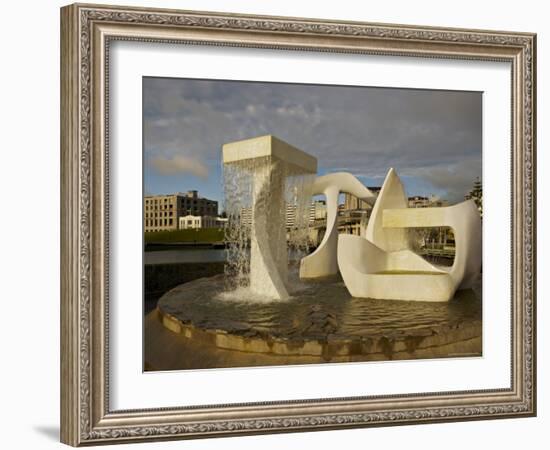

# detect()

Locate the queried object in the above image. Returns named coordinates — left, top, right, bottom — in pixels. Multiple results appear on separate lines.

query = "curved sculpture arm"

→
left=300, top=172, right=376, bottom=279
left=311, top=172, right=377, bottom=201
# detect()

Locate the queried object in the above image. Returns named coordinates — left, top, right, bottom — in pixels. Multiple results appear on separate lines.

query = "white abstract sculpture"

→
left=223, top=135, right=317, bottom=300
left=299, top=173, right=376, bottom=278
left=223, top=134, right=480, bottom=303
left=337, top=168, right=482, bottom=302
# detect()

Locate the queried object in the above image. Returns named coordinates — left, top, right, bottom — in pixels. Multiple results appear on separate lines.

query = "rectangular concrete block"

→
left=222, top=135, right=317, bottom=173
left=382, top=207, right=446, bottom=229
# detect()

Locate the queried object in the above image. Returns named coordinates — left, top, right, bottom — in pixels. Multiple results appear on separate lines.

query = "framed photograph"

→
left=60, top=3, right=536, bottom=446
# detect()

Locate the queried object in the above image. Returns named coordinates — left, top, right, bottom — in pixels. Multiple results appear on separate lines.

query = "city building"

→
left=286, top=204, right=297, bottom=229
left=339, top=189, right=380, bottom=237
left=408, top=195, right=448, bottom=208
left=343, top=187, right=381, bottom=211
left=309, top=200, right=327, bottom=223
left=239, top=207, right=253, bottom=228
left=144, top=190, right=218, bottom=232
left=178, top=215, right=219, bottom=230
left=241, top=200, right=328, bottom=229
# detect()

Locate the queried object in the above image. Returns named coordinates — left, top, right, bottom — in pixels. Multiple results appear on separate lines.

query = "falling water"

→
left=222, top=155, right=314, bottom=300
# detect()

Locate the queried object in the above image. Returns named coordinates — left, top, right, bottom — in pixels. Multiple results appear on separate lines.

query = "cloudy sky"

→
left=143, top=77, right=482, bottom=206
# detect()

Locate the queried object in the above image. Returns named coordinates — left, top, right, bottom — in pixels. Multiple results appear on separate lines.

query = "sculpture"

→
left=222, top=135, right=481, bottom=303
left=299, top=172, right=376, bottom=279
left=223, top=135, right=317, bottom=300
left=336, top=168, right=482, bottom=302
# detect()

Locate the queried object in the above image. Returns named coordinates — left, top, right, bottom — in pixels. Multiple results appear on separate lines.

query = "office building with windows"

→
left=144, top=190, right=218, bottom=232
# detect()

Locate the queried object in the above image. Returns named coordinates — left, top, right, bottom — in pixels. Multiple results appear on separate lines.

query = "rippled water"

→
left=159, top=273, right=482, bottom=339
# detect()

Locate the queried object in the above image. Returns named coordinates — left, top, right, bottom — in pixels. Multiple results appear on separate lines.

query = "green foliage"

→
left=465, top=178, right=483, bottom=215
left=144, top=228, right=224, bottom=243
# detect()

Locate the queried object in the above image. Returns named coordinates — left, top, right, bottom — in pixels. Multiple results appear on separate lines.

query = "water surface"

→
left=159, top=274, right=482, bottom=339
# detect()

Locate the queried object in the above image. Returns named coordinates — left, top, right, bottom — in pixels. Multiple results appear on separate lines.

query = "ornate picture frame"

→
left=60, top=3, right=536, bottom=446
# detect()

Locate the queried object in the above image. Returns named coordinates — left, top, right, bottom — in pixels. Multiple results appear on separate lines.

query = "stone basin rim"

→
left=156, top=276, right=482, bottom=358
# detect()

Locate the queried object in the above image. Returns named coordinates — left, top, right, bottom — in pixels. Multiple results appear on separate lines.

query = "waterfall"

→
left=222, top=155, right=314, bottom=301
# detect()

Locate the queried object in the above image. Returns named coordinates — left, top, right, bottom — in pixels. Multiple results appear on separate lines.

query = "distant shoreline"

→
left=145, top=242, right=226, bottom=252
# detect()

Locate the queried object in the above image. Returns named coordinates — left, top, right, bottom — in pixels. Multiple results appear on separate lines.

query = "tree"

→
left=465, top=178, right=482, bottom=217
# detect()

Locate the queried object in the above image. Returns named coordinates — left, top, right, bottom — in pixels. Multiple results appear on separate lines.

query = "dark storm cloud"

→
left=143, top=77, right=481, bottom=202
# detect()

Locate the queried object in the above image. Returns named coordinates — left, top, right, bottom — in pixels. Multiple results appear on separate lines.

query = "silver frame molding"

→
left=60, top=3, right=536, bottom=446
